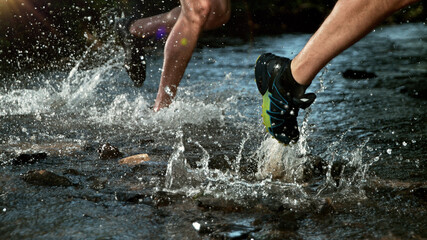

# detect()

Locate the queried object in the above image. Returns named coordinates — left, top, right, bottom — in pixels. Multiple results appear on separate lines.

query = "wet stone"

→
left=302, top=155, right=327, bottom=182
left=197, top=197, right=243, bottom=212
left=88, top=177, right=108, bottom=190
left=97, top=143, right=123, bottom=160
left=81, top=195, right=103, bottom=203
left=132, top=162, right=167, bottom=176
left=152, top=191, right=185, bottom=207
left=331, top=161, right=345, bottom=186
left=115, top=192, right=147, bottom=203
left=63, top=168, right=83, bottom=176
left=22, top=170, right=73, bottom=187
left=12, top=152, right=47, bottom=165
left=256, top=212, right=299, bottom=232
left=318, top=198, right=336, bottom=216
left=342, top=69, right=377, bottom=79
left=412, top=187, right=427, bottom=202
left=119, top=154, right=150, bottom=166
left=138, top=139, right=155, bottom=145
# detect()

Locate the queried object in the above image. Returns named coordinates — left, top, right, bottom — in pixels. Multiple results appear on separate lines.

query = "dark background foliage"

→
left=0, top=0, right=425, bottom=72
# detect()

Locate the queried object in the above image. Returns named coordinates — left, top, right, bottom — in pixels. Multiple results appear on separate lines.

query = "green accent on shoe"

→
left=261, top=90, right=272, bottom=132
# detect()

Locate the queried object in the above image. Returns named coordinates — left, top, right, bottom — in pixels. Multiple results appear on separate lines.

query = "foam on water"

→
left=0, top=87, right=55, bottom=116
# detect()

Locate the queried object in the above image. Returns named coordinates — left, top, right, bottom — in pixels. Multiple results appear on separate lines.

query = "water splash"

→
left=254, top=138, right=307, bottom=182
left=161, top=66, right=377, bottom=208
left=165, top=130, right=206, bottom=190
left=163, top=128, right=312, bottom=207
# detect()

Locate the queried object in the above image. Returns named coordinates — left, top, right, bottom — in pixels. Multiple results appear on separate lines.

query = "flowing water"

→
left=0, top=23, right=426, bottom=239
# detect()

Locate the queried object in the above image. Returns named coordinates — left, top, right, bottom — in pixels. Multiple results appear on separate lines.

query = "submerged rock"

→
left=318, top=198, right=336, bottom=216
left=12, top=152, right=47, bottom=165
left=342, top=69, right=377, bottom=79
left=88, top=176, right=108, bottom=190
left=367, top=179, right=427, bottom=203
left=132, top=161, right=167, bottom=176
left=412, top=187, right=427, bottom=202
left=22, top=170, right=73, bottom=187
left=115, top=192, right=147, bottom=204
left=197, top=197, right=243, bottom=212
left=63, top=168, right=83, bottom=176
left=97, top=143, right=123, bottom=160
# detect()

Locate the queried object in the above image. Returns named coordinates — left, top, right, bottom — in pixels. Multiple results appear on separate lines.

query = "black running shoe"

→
left=255, top=53, right=316, bottom=144
left=115, top=17, right=146, bottom=87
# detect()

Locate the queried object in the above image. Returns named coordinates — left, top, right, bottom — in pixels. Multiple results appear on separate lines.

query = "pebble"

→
left=97, top=143, right=123, bottom=160
left=119, top=154, right=150, bottom=166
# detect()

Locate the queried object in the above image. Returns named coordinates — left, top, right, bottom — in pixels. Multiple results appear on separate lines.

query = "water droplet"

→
left=164, top=86, right=173, bottom=97
left=192, top=222, right=201, bottom=231
left=386, top=149, right=392, bottom=155
left=402, top=141, right=407, bottom=147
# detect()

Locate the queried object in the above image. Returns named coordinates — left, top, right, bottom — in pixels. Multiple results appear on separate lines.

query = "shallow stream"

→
left=1, top=23, right=426, bottom=239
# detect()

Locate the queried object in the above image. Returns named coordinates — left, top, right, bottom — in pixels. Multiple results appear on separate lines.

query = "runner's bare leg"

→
left=153, top=0, right=230, bottom=111
left=291, top=0, right=420, bottom=86
left=129, top=7, right=181, bottom=39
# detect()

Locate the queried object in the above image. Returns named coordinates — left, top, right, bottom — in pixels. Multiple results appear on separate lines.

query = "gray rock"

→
left=22, top=170, right=73, bottom=187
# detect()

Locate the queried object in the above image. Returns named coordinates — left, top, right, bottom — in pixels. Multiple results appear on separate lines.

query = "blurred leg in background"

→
left=153, top=0, right=231, bottom=111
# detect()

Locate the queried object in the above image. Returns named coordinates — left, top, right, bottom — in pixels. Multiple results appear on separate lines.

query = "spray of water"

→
left=162, top=69, right=376, bottom=208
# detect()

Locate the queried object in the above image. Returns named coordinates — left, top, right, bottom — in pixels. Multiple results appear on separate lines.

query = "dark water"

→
left=1, top=23, right=426, bottom=239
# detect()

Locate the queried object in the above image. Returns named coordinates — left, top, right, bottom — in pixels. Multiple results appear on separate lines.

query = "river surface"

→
left=0, top=23, right=426, bottom=239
